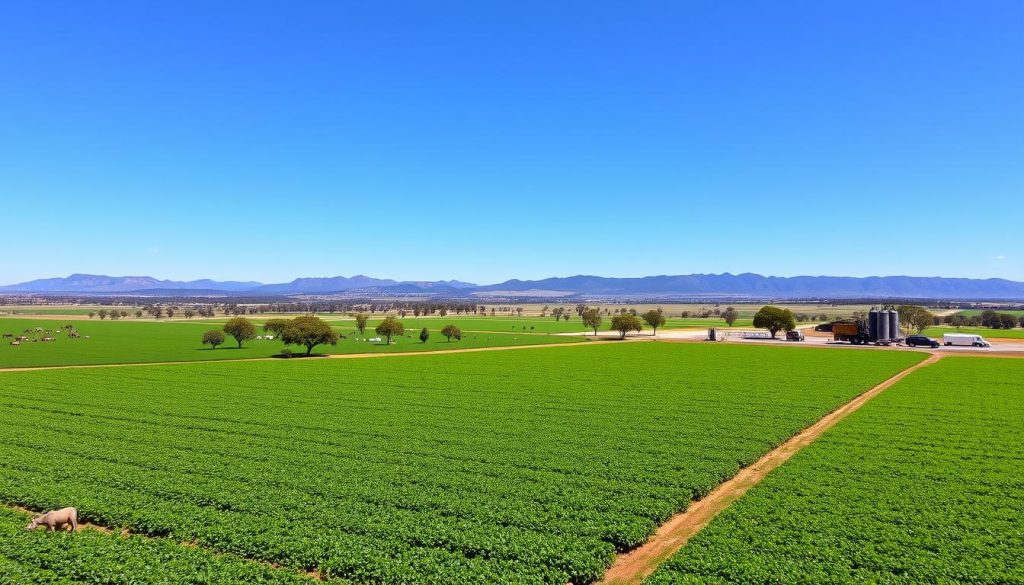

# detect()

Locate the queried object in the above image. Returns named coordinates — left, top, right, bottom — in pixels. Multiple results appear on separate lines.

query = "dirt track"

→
left=597, top=353, right=943, bottom=585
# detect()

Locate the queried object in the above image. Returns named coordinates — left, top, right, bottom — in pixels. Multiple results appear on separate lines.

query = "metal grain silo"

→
left=878, top=309, right=890, bottom=341
left=889, top=310, right=900, bottom=340
left=868, top=308, right=880, bottom=342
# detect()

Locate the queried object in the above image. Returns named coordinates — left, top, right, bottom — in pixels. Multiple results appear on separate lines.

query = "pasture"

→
left=954, top=309, right=1024, bottom=317
left=329, top=316, right=752, bottom=334
left=922, top=325, right=1024, bottom=340
left=646, top=356, right=1024, bottom=584
left=0, top=318, right=582, bottom=368
left=0, top=343, right=922, bottom=584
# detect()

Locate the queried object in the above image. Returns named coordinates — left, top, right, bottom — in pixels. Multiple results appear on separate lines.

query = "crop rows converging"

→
left=0, top=343, right=923, bottom=583
left=646, top=356, right=1024, bottom=584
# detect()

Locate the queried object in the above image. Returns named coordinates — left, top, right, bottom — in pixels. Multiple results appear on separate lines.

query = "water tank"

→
left=868, top=308, right=880, bottom=342
left=889, top=310, right=900, bottom=340
left=878, top=310, right=890, bottom=341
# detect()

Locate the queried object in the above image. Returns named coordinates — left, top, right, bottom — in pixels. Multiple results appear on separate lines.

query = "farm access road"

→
left=0, top=337, right=627, bottom=373
left=563, top=327, right=1024, bottom=356
left=596, top=353, right=943, bottom=585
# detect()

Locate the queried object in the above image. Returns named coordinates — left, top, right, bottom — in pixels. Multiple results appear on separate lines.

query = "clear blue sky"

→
left=2, top=1, right=1022, bottom=285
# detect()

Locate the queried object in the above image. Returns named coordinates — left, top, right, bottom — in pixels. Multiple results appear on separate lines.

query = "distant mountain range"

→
left=2, top=272, right=1024, bottom=300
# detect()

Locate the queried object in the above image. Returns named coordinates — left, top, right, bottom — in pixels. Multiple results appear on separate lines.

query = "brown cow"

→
left=25, top=507, right=78, bottom=532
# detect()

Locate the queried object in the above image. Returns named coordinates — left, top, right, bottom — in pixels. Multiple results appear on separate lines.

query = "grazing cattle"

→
left=1, top=333, right=12, bottom=338
left=10, top=341, right=20, bottom=346
left=264, top=335, right=274, bottom=340
left=25, top=508, right=78, bottom=532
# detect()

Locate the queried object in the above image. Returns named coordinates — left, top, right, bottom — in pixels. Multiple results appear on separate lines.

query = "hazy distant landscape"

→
left=5, top=272, right=1024, bottom=300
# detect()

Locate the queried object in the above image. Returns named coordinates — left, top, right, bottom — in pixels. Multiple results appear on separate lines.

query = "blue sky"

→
left=2, top=1, right=1022, bottom=285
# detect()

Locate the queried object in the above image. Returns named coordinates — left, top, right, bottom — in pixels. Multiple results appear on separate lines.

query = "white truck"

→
left=943, top=333, right=991, bottom=347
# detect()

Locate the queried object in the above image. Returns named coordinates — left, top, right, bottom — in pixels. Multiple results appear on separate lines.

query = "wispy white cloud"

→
left=989, top=255, right=1007, bottom=261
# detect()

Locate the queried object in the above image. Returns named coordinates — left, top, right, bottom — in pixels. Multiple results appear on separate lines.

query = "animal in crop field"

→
left=25, top=507, right=78, bottom=532
left=1, top=333, right=12, bottom=338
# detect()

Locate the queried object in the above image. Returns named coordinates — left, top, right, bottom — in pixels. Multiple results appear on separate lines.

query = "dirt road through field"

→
left=597, top=352, right=942, bottom=585
left=0, top=338, right=610, bottom=373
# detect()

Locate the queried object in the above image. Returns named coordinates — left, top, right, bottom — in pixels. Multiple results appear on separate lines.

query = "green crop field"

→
left=0, top=507, right=315, bottom=583
left=646, top=356, right=1024, bottom=584
left=922, top=325, right=1024, bottom=340
left=0, top=343, right=922, bottom=584
left=0, top=318, right=582, bottom=368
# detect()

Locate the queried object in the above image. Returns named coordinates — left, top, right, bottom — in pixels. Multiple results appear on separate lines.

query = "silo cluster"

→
left=868, top=308, right=901, bottom=342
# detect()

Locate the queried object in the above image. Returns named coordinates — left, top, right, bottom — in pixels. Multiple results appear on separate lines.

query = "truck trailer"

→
left=943, top=333, right=991, bottom=347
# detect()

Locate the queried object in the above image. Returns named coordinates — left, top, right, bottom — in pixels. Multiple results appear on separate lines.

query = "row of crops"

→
left=646, top=356, right=1024, bottom=583
left=0, top=507, right=316, bottom=584
left=0, top=343, right=922, bottom=583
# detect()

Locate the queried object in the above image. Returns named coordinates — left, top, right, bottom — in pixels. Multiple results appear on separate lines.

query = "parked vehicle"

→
left=786, top=330, right=805, bottom=342
left=943, top=333, right=991, bottom=347
left=832, top=319, right=871, bottom=344
left=905, top=335, right=939, bottom=348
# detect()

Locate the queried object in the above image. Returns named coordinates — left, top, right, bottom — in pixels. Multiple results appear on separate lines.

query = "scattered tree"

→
left=642, top=309, right=666, bottom=336
left=281, top=315, right=339, bottom=355
left=998, top=313, right=1018, bottom=329
left=441, top=324, right=462, bottom=342
left=721, top=307, right=739, bottom=326
left=184, top=309, right=195, bottom=319
left=375, top=316, right=404, bottom=344
left=223, top=317, right=256, bottom=348
left=752, top=305, right=796, bottom=338
left=898, top=305, right=935, bottom=334
left=419, top=327, right=430, bottom=343
left=611, top=314, right=644, bottom=339
left=582, top=308, right=603, bottom=335
left=98, top=309, right=108, bottom=320
left=263, top=318, right=291, bottom=338
left=202, top=330, right=225, bottom=349
left=355, top=314, right=369, bottom=335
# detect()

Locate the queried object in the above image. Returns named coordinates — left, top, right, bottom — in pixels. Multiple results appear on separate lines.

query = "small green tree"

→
left=98, top=309, right=108, bottom=320
left=721, top=307, right=739, bottom=326
left=642, top=309, right=666, bottom=336
left=752, top=306, right=796, bottom=338
left=419, top=327, right=430, bottom=343
left=582, top=308, right=603, bottom=336
left=202, top=330, right=225, bottom=349
left=611, top=314, right=644, bottom=339
left=355, top=313, right=369, bottom=335
left=223, top=317, right=256, bottom=348
left=263, top=318, right=291, bottom=338
left=998, top=313, right=1017, bottom=329
left=281, top=315, right=339, bottom=355
left=441, top=324, right=462, bottom=342
left=375, top=316, right=404, bottom=344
